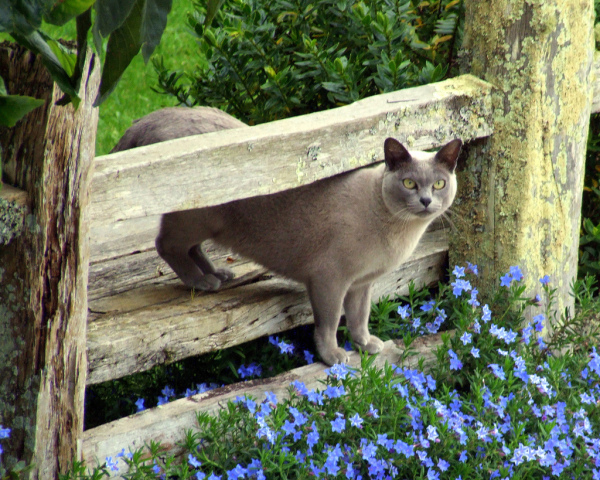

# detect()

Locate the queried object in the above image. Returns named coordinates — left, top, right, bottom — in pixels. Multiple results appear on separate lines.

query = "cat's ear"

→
left=384, top=138, right=412, bottom=171
left=435, top=139, right=462, bottom=172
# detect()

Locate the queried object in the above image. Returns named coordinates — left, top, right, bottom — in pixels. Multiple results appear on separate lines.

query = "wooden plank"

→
left=592, top=52, right=600, bottom=114
left=82, top=332, right=447, bottom=474
left=89, top=74, right=493, bottom=263
left=86, top=227, right=448, bottom=385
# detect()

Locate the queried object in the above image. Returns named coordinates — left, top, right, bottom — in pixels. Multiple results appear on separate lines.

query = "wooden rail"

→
left=82, top=333, right=447, bottom=473
left=86, top=74, right=494, bottom=386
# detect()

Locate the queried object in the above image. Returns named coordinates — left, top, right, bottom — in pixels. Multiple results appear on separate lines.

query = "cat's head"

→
left=381, top=138, right=461, bottom=220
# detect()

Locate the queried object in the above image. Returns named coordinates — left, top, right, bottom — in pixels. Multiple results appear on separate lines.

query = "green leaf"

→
left=94, top=0, right=137, bottom=37
left=10, top=30, right=80, bottom=104
left=44, top=0, right=96, bottom=26
left=204, top=0, right=225, bottom=26
left=140, top=0, right=172, bottom=62
left=0, top=76, right=45, bottom=127
left=94, top=0, right=144, bottom=106
left=0, top=0, right=55, bottom=35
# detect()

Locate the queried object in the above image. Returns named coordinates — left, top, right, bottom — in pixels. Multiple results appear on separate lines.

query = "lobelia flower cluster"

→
left=101, top=265, right=599, bottom=479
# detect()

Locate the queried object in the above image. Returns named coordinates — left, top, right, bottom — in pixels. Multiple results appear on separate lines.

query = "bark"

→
left=0, top=44, right=99, bottom=478
left=451, top=0, right=595, bottom=324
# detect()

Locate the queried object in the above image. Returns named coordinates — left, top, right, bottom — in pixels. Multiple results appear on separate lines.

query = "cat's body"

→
left=156, top=138, right=461, bottom=365
left=110, top=106, right=247, bottom=152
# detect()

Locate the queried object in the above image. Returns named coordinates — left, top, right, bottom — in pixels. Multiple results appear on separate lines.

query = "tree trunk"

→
left=0, top=44, right=99, bottom=479
left=451, top=0, right=594, bottom=323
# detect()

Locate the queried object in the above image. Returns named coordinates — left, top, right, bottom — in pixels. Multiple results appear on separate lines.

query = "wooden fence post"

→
left=0, top=45, right=99, bottom=478
left=450, top=0, right=595, bottom=322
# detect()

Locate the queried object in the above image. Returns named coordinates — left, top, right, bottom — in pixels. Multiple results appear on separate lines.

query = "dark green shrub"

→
left=153, top=0, right=464, bottom=124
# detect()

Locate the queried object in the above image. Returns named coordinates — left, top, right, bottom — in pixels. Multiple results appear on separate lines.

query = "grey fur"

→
left=110, top=106, right=247, bottom=153
left=156, top=138, right=462, bottom=365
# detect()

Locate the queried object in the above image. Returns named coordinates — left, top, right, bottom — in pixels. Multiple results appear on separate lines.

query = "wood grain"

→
left=88, top=74, right=493, bottom=263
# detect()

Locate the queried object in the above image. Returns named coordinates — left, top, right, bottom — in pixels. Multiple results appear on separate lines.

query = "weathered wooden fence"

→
left=0, top=26, right=596, bottom=478
left=81, top=75, right=495, bottom=467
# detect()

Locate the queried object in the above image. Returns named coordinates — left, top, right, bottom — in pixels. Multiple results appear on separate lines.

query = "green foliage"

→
left=154, top=0, right=463, bottom=125
left=63, top=266, right=600, bottom=479
left=580, top=113, right=600, bottom=280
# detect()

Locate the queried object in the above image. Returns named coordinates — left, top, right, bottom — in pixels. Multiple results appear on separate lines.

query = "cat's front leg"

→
left=343, top=282, right=384, bottom=355
left=307, top=280, right=350, bottom=365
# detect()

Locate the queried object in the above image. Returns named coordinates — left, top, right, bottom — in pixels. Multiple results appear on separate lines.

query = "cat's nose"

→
left=420, top=197, right=432, bottom=208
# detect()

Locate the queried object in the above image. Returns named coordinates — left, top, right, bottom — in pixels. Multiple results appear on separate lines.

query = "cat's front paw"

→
left=355, top=335, right=384, bottom=355
left=319, top=347, right=350, bottom=366
left=214, top=267, right=235, bottom=282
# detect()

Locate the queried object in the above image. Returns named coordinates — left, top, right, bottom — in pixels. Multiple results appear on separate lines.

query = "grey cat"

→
left=110, top=106, right=247, bottom=152
left=156, top=137, right=462, bottom=365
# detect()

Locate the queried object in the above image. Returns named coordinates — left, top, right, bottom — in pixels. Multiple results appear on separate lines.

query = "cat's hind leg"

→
left=156, top=210, right=234, bottom=291
left=343, top=282, right=384, bottom=355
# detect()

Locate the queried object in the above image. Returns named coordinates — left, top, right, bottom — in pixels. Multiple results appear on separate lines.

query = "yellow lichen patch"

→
left=450, top=0, right=593, bottom=321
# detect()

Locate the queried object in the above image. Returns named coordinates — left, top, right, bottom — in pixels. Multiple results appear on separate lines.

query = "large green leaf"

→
left=0, top=0, right=55, bottom=35
left=94, top=0, right=137, bottom=37
left=94, top=0, right=143, bottom=106
left=140, top=0, right=172, bottom=62
left=11, top=30, right=80, bottom=104
left=0, top=94, right=45, bottom=127
left=0, top=75, right=45, bottom=127
left=44, top=0, right=96, bottom=26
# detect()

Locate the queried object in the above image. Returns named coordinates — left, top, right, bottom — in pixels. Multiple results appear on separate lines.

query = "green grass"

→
left=95, top=0, right=199, bottom=155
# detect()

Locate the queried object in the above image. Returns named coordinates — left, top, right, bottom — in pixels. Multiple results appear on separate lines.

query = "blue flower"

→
left=540, top=275, right=550, bottom=285
left=489, top=364, right=506, bottom=380
left=227, top=464, right=247, bottom=480
left=326, top=363, right=351, bottom=379
left=368, top=404, right=380, bottom=418
left=157, top=395, right=169, bottom=406
left=135, top=398, right=145, bottom=412
left=452, top=265, right=466, bottom=278
left=448, top=349, right=463, bottom=371
left=161, top=385, right=175, bottom=397
left=426, top=425, right=439, bottom=441
left=188, top=454, right=202, bottom=468
left=398, top=304, right=411, bottom=319
left=437, top=458, right=450, bottom=472
left=460, top=332, right=472, bottom=345
left=482, top=304, right=492, bottom=322
left=427, top=467, right=440, bottom=480
left=500, top=273, right=512, bottom=287
left=421, top=301, right=435, bottom=312
left=459, top=450, right=468, bottom=462
left=306, top=422, right=319, bottom=447
left=330, top=414, right=346, bottom=433
left=264, top=391, right=277, bottom=405
left=105, top=456, right=119, bottom=472
left=471, top=347, right=480, bottom=358
left=451, top=279, right=472, bottom=297
left=303, top=350, right=314, bottom=364
left=0, top=427, right=10, bottom=439
left=350, top=413, right=363, bottom=428
left=509, top=265, right=523, bottom=281
left=467, top=262, right=479, bottom=275
left=277, top=339, right=294, bottom=354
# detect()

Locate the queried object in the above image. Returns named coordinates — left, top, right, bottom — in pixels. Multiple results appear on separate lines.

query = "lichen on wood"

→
left=451, top=0, right=594, bottom=323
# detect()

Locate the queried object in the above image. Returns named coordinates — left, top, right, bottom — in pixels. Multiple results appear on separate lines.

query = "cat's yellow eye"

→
left=433, top=179, right=446, bottom=190
left=403, top=178, right=416, bottom=189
